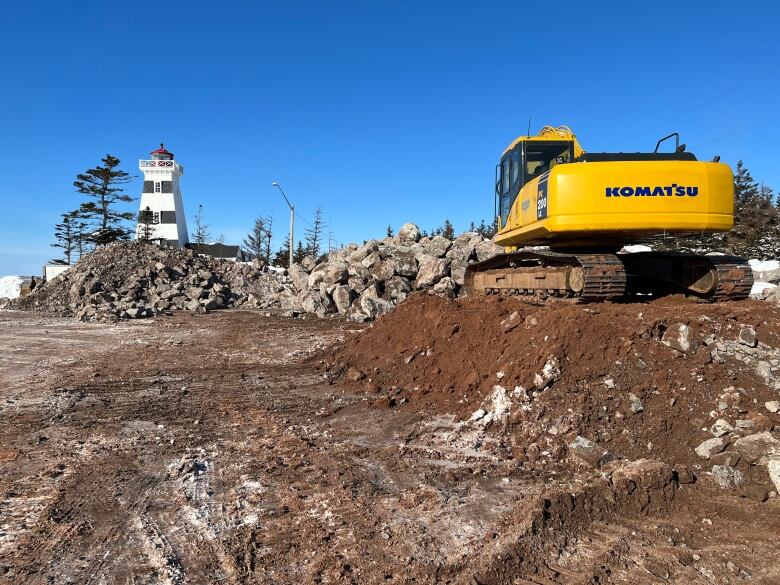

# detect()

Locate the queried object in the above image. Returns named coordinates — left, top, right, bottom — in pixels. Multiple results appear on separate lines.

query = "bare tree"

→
left=191, top=204, right=211, bottom=245
left=304, top=207, right=325, bottom=258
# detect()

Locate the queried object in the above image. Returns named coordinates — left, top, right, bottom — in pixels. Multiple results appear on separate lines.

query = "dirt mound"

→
left=323, top=294, right=780, bottom=497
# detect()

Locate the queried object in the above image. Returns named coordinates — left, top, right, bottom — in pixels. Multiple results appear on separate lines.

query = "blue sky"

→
left=1, top=1, right=779, bottom=274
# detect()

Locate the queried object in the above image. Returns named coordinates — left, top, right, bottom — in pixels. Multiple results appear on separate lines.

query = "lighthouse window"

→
left=160, top=211, right=176, bottom=224
left=161, top=181, right=173, bottom=193
left=154, top=181, right=161, bottom=193
left=143, top=181, right=154, bottom=193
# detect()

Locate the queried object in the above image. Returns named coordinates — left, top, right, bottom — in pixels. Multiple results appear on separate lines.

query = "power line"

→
left=608, top=65, right=780, bottom=148
left=693, top=114, right=780, bottom=148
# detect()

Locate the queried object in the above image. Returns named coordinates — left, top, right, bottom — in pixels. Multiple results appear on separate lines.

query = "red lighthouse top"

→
left=150, top=143, right=174, bottom=160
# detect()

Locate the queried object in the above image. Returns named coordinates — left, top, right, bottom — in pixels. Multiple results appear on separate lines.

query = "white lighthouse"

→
left=135, top=144, right=189, bottom=247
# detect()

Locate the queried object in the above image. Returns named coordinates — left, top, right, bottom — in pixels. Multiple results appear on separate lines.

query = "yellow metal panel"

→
left=495, top=160, right=734, bottom=247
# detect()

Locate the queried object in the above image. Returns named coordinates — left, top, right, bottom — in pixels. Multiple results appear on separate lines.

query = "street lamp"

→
left=272, top=182, right=294, bottom=268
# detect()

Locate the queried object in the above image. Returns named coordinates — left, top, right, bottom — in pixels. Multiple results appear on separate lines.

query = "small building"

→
left=185, top=243, right=248, bottom=262
left=136, top=144, right=189, bottom=247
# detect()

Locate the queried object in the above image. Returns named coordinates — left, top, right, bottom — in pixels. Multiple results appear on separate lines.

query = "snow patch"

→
left=621, top=244, right=652, bottom=254
left=0, top=276, right=23, bottom=299
left=749, top=259, right=780, bottom=272
left=751, top=281, right=777, bottom=297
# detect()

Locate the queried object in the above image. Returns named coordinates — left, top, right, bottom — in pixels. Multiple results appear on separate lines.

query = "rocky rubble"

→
left=15, top=242, right=243, bottom=321
left=11, top=224, right=502, bottom=322
left=277, top=223, right=501, bottom=322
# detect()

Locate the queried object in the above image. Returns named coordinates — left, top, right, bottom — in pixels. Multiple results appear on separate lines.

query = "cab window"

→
left=523, top=141, right=573, bottom=183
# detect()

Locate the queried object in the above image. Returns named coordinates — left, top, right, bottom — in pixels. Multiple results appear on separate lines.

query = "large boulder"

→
left=287, top=264, right=310, bottom=291
left=474, top=240, right=503, bottom=262
left=392, top=251, right=418, bottom=278
left=300, top=290, right=334, bottom=318
left=370, top=259, right=397, bottom=282
left=414, top=257, right=449, bottom=288
left=383, top=276, right=412, bottom=301
left=360, top=296, right=394, bottom=320
left=446, top=241, right=474, bottom=263
left=450, top=261, right=468, bottom=285
left=332, top=285, right=355, bottom=314
left=417, top=235, right=451, bottom=259
left=397, top=223, right=422, bottom=243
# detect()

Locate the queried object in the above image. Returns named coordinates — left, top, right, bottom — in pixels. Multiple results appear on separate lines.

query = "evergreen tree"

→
left=51, top=212, right=77, bottom=264
left=293, top=241, right=307, bottom=263
left=273, top=234, right=291, bottom=267
left=74, top=154, right=135, bottom=245
left=137, top=206, right=156, bottom=241
left=73, top=210, right=91, bottom=260
left=441, top=219, right=455, bottom=240
left=304, top=207, right=325, bottom=258
left=191, top=204, right=210, bottom=245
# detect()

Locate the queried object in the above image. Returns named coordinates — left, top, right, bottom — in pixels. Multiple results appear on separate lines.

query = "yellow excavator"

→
left=464, top=126, right=753, bottom=301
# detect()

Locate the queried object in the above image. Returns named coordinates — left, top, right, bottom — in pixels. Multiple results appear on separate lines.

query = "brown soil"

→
left=1, top=307, right=779, bottom=584
left=324, top=294, right=780, bottom=466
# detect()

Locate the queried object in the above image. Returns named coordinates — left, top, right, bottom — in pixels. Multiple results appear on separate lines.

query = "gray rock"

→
left=446, top=241, right=474, bottom=263
left=710, top=418, right=734, bottom=437
left=738, top=326, right=758, bottom=348
left=360, top=296, right=394, bottom=320
left=432, top=276, right=457, bottom=297
left=695, top=437, right=729, bottom=459
left=568, top=435, right=613, bottom=468
left=301, top=256, right=317, bottom=271
left=360, top=282, right=382, bottom=301
left=383, top=276, right=411, bottom=301
left=287, top=263, right=310, bottom=291
left=414, top=257, right=449, bottom=288
left=474, top=240, right=503, bottom=262
left=450, top=261, right=468, bottom=285
left=765, top=400, right=780, bottom=413
left=661, top=323, right=699, bottom=354
left=393, top=253, right=418, bottom=278
left=397, top=223, right=421, bottom=243
left=370, top=259, right=396, bottom=282
left=419, top=235, right=451, bottom=258
left=731, top=432, right=780, bottom=464
left=332, top=285, right=355, bottom=314
left=628, top=393, right=644, bottom=414
left=768, top=459, right=780, bottom=493
left=360, top=252, right=383, bottom=270
left=710, top=464, right=744, bottom=488
left=300, top=290, right=333, bottom=318
left=186, top=287, right=206, bottom=300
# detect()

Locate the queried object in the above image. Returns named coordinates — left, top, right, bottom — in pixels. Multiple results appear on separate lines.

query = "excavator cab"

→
left=496, top=139, right=574, bottom=227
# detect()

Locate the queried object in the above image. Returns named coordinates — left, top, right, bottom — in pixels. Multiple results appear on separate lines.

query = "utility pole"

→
left=272, top=182, right=294, bottom=268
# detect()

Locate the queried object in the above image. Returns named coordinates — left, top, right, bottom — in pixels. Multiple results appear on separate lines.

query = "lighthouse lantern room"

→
left=136, top=144, right=189, bottom=247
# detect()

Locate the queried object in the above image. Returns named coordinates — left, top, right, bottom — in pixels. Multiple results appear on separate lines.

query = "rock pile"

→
left=16, top=242, right=241, bottom=321
left=12, top=223, right=503, bottom=322
left=282, top=223, right=502, bottom=321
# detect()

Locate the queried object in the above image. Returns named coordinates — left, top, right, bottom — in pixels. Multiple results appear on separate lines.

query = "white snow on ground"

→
left=621, top=244, right=652, bottom=253
left=0, top=276, right=23, bottom=299
left=751, top=281, right=777, bottom=298
left=749, top=259, right=780, bottom=272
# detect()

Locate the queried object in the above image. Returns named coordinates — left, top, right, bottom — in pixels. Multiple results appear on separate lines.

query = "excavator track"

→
left=463, top=250, right=627, bottom=302
left=619, top=252, right=753, bottom=301
left=463, top=251, right=753, bottom=303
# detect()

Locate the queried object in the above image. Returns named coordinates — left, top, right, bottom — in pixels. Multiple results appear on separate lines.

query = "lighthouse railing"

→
left=139, top=159, right=184, bottom=173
